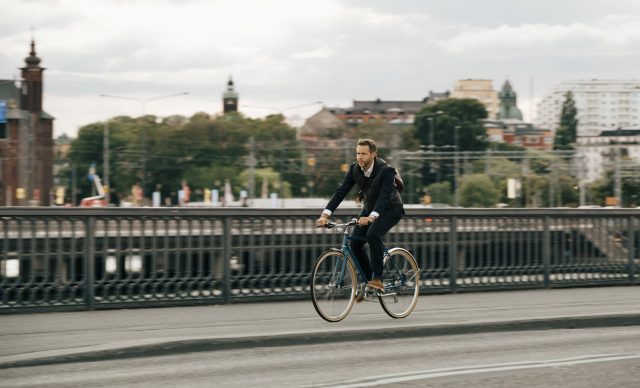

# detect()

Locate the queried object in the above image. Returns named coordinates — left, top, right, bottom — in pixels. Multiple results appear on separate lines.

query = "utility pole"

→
left=248, top=137, right=256, bottom=201
left=71, top=163, right=77, bottom=206
left=578, top=153, right=586, bottom=206
left=428, top=117, right=434, bottom=148
left=454, top=126, right=460, bottom=207
left=344, top=138, right=351, bottom=166
left=103, top=120, right=110, bottom=205
left=614, top=137, right=622, bottom=206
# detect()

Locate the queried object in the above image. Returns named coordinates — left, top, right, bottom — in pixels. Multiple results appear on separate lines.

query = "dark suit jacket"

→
left=325, top=157, right=403, bottom=215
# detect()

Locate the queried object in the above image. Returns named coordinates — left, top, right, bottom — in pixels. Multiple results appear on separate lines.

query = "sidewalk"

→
left=1, top=286, right=639, bottom=368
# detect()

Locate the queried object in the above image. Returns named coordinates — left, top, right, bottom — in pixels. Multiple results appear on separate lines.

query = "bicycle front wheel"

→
left=310, top=250, right=357, bottom=322
left=379, top=248, right=420, bottom=318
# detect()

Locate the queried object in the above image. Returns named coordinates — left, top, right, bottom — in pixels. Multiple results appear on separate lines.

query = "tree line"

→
left=62, top=96, right=639, bottom=207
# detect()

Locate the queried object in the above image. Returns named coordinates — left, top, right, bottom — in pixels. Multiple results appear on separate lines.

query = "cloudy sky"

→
left=1, top=0, right=639, bottom=137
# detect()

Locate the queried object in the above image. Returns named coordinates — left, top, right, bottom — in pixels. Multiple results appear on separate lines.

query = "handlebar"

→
left=316, top=218, right=358, bottom=229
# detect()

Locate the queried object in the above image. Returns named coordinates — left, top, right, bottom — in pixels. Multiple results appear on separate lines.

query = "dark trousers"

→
left=350, top=205, right=403, bottom=281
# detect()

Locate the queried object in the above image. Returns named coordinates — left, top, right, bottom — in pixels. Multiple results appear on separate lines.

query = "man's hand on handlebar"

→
left=316, top=214, right=330, bottom=227
left=357, top=216, right=374, bottom=226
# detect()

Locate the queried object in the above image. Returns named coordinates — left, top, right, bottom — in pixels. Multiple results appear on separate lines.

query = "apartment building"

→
left=451, top=79, right=499, bottom=119
left=575, top=129, right=640, bottom=183
left=536, top=79, right=640, bottom=136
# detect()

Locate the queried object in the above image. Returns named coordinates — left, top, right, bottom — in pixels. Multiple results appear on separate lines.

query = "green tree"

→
left=414, top=98, right=488, bottom=188
left=414, top=98, right=488, bottom=151
left=459, top=174, right=500, bottom=207
left=68, top=112, right=305, bottom=203
left=467, top=157, right=520, bottom=204
left=67, top=116, right=143, bottom=202
left=425, top=181, right=452, bottom=204
left=554, top=91, right=578, bottom=150
left=588, top=169, right=640, bottom=207
left=239, top=168, right=291, bottom=198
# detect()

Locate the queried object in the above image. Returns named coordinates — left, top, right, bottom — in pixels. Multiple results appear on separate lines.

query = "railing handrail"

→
left=1, top=206, right=639, bottom=217
left=1, top=207, right=637, bottom=314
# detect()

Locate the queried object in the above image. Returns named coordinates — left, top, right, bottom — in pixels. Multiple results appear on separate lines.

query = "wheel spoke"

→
left=379, top=249, right=420, bottom=318
left=311, top=251, right=356, bottom=322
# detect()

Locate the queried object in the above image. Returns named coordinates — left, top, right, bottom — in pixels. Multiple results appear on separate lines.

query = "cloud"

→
left=2, top=0, right=640, bottom=136
left=440, top=15, right=640, bottom=57
left=291, top=45, right=334, bottom=59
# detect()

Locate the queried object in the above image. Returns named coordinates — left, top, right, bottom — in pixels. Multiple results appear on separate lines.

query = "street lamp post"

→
left=454, top=125, right=461, bottom=207
left=414, top=111, right=444, bottom=193
left=100, top=92, right=189, bottom=115
left=241, top=101, right=324, bottom=120
left=614, top=134, right=622, bottom=207
left=241, top=101, right=323, bottom=203
left=103, top=120, right=110, bottom=204
left=100, top=92, right=189, bottom=199
left=414, top=110, right=444, bottom=148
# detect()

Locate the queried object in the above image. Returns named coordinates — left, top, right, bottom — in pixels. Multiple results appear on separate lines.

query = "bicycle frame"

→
left=330, top=221, right=392, bottom=289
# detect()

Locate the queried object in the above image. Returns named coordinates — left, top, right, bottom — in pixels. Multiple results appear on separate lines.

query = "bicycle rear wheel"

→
left=379, top=248, right=420, bottom=318
left=310, top=250, right=357, bottom=322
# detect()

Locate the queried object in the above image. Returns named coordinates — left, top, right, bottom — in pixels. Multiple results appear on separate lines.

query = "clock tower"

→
left=222, top=77, right=238, bottom=113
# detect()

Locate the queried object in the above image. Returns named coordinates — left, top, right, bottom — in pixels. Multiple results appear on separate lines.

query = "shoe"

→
left=355, top=290, right=364, bottom=303
left=366, top=278, right=384, bottom=291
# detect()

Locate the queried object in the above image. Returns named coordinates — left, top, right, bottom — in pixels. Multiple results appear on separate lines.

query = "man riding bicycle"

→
left=316, top=138, right=404, bottom=292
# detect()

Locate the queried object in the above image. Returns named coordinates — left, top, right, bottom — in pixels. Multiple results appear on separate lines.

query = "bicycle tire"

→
left=379, top=248, right=420, bottom=318
left=310, top=250, right=357, bottom=322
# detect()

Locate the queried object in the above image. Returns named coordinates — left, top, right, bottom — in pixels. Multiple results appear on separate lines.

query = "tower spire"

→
left=21, top=39, right=45, bottom=112
left=25, top=38, right=41, bottom=67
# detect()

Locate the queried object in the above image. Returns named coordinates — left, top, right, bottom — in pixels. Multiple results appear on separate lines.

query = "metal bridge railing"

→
left=1, top=207, right=638, bottom=313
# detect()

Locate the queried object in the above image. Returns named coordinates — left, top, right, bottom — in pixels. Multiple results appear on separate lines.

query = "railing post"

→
left=543, top=216, right=551, bottom=288
left=223, top=216, right=232, bottom=304
left=628, top=215, right=636, bottom=285
left=84, top=216, right=95, bottom=310
left=449, top=216, right=458, bottom=292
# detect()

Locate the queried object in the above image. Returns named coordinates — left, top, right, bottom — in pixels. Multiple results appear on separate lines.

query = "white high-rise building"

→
left=536, top=79, right=640, bottom=136
left=576, top=129, right=640, bottom=183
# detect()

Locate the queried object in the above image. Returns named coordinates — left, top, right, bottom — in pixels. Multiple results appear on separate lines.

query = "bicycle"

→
left=310, top=219, right=420, bottom=322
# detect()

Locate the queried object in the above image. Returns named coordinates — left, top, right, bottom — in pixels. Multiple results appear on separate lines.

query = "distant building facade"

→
left=329, top=99, right=424, bottom=127
left=0, top=40, right=54, bottom=206
left=451, top=79, right=499, bottom=119
left=299, top=108, right=346, bottom=142
left=575, top=129, right=640, bottom=183
left=424, top=90, right=451, bottom=105
left=324, top=92, right=449, bottom=129
left=536, top=79, right=640, bottom=137
left=483, top=119, right=553, bottom=150
left=482, top=80, right=551, bottom=150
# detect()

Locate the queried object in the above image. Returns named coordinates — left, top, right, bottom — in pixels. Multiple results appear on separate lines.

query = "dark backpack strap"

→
left=383, top=165, right=404, bottom=193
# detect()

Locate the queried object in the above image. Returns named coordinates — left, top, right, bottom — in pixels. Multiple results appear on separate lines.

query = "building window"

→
left=0, top=123, right=6, bottom=139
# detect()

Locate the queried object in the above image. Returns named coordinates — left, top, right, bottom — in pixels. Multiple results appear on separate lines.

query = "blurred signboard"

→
left=0, top=100, right=6, bottom=123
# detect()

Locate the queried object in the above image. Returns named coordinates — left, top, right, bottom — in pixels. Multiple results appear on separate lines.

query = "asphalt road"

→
left=2, top=326, right=639, bottom=387
left=2, top=286, right=640, bottom=368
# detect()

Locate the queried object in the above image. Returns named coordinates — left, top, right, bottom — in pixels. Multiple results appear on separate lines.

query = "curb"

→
left=2, top=313, right=640, bottom=369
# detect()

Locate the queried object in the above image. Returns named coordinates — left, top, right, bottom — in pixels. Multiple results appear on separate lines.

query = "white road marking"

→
left=313, top=353, right=640, bottom=387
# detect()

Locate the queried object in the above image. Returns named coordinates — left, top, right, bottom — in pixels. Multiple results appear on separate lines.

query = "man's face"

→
left=356, top=145, right=376, bottom=169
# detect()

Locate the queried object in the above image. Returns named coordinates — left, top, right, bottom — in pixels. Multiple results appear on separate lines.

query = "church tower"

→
left=222, top=77, right=239, bottom=113
left=21, top=39, right=44, bottom=112
left=497, top=80, right=523, bottom=120
left=0, top=39, right=54, bottom=206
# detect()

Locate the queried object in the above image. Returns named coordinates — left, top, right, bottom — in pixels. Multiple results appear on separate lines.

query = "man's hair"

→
left=357, top=138, right=377, bottom=153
